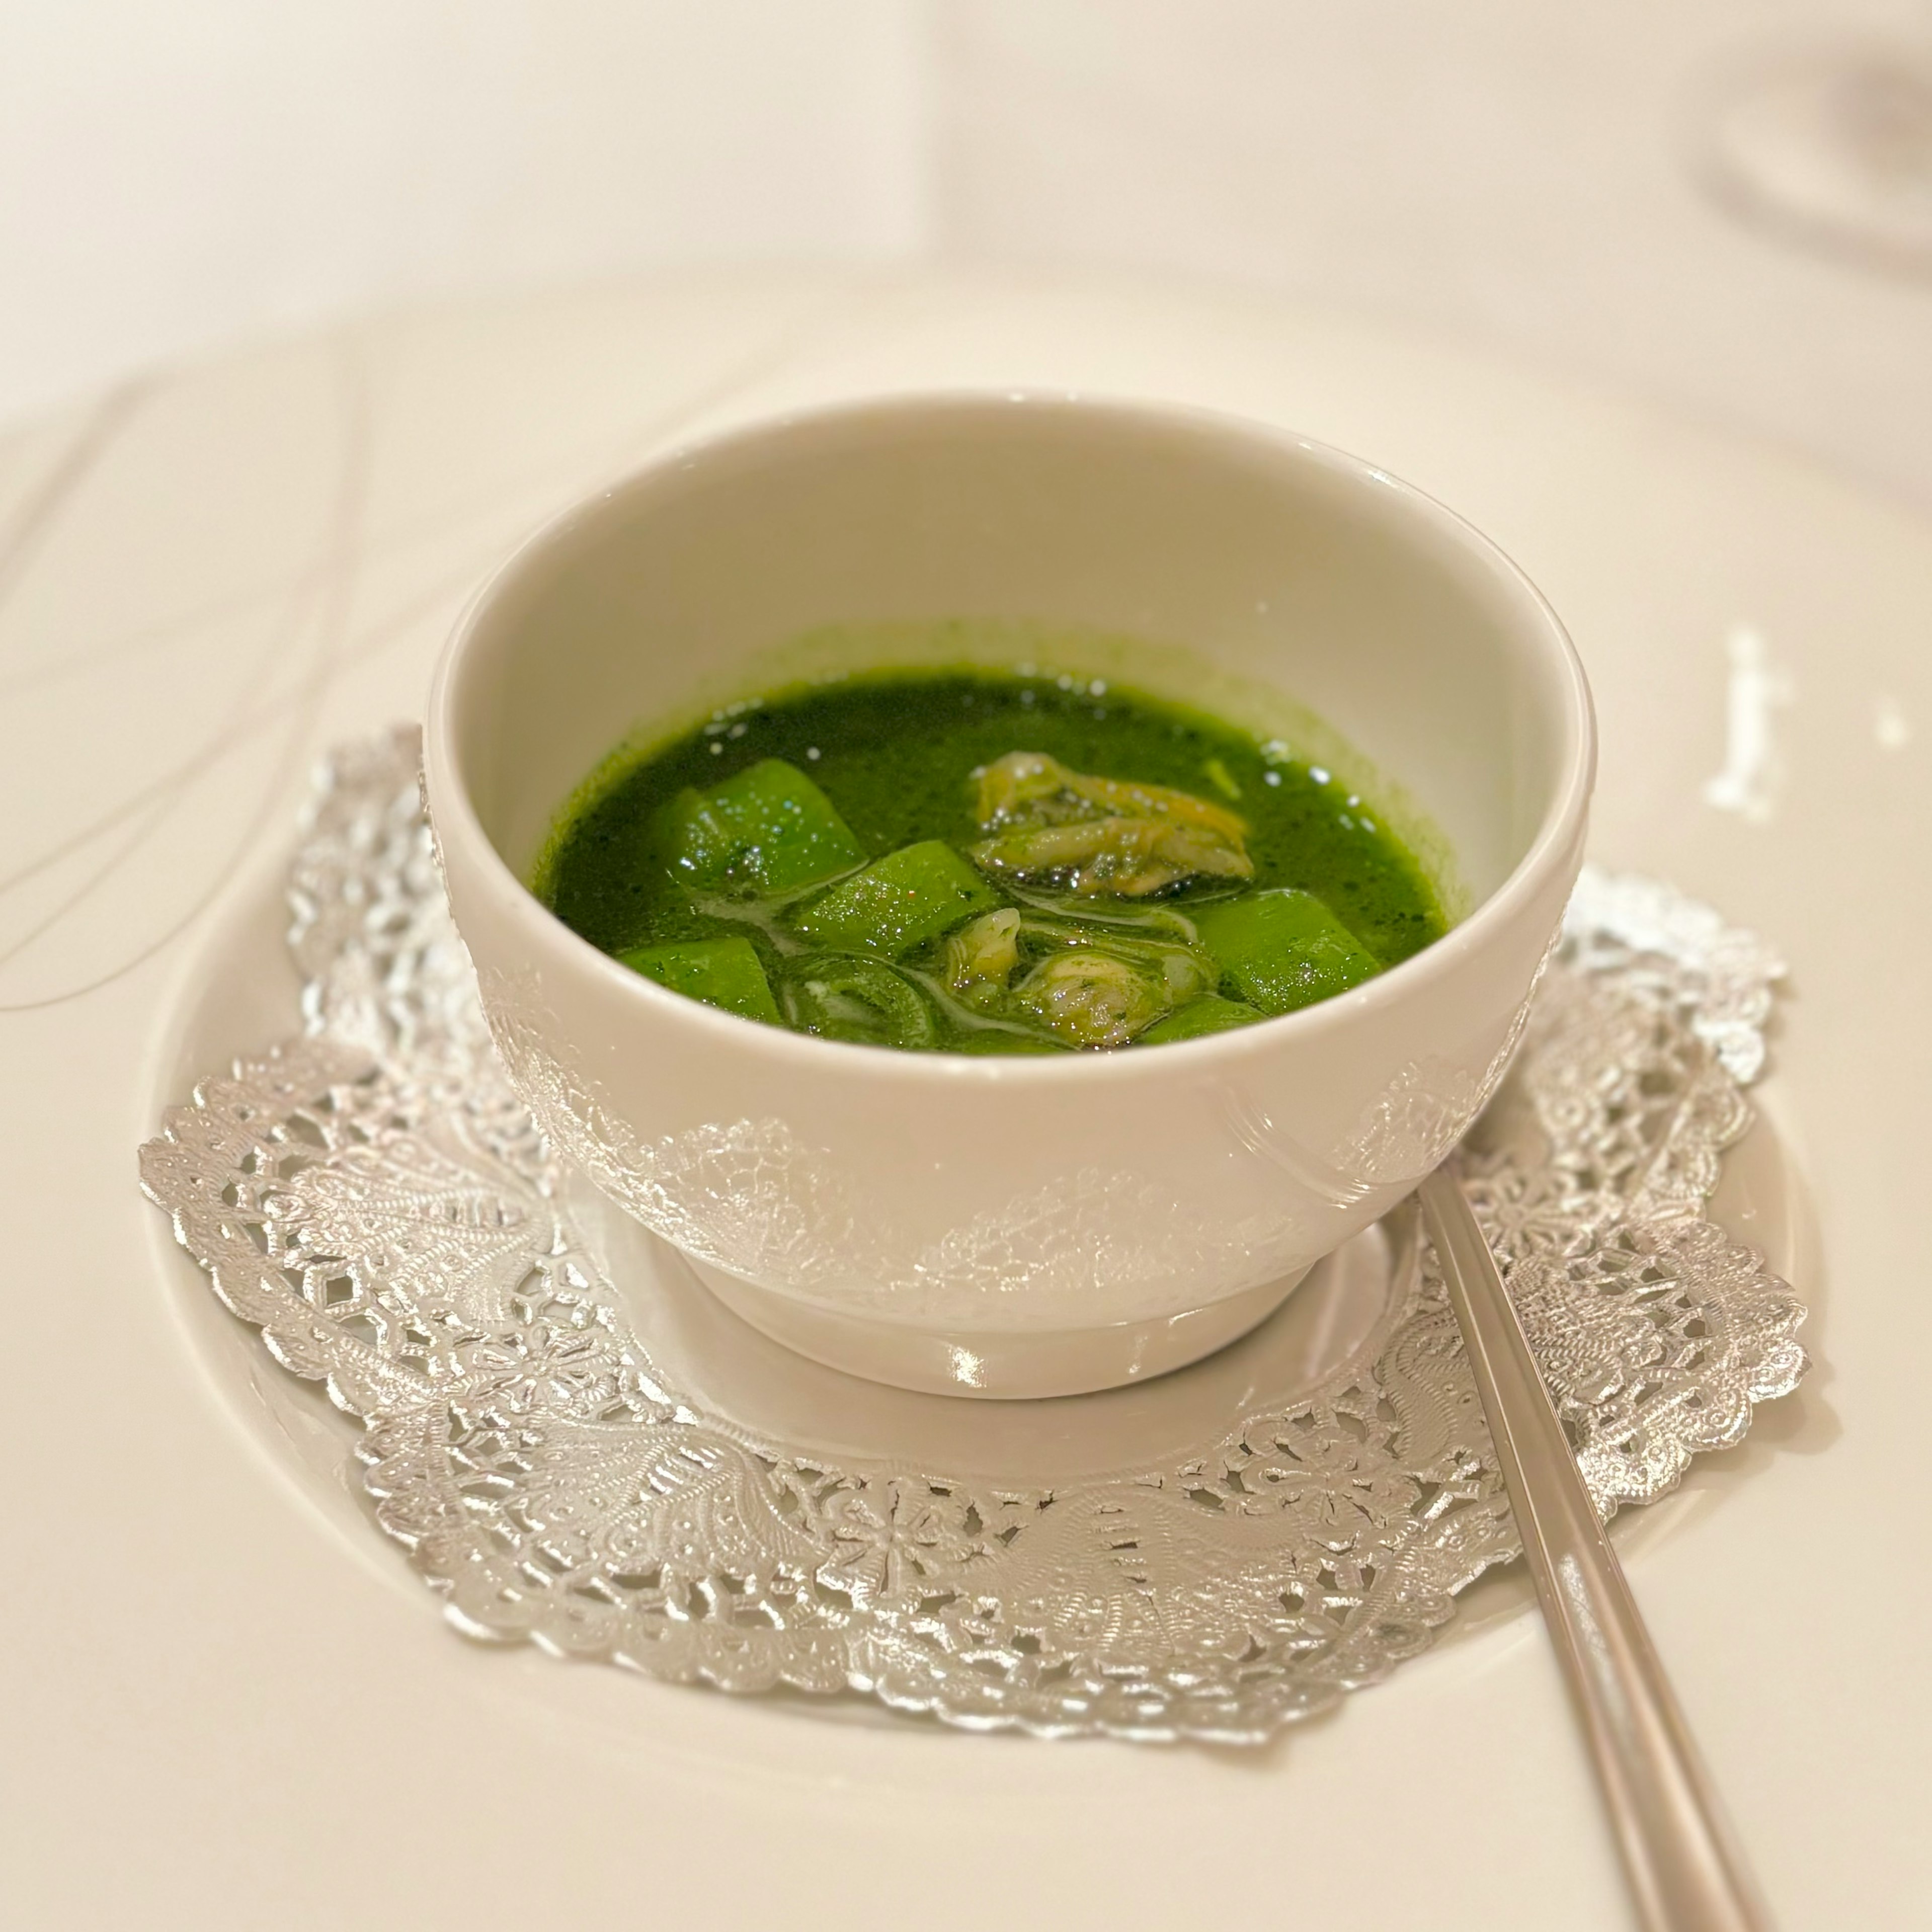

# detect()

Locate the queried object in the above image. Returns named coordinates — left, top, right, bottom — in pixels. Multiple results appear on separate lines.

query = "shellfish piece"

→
left=972, top=816, right=1254, bottom=898
left=618, top=936, right=781, bottom=1024
left=969, top=750, right=1253, bottom=896
left=790, top=840, right=1001, bottom=956
left=944, top=907, right=1022, bottom=1004
left=1013, top=914, right=1218, bottom=999
left=1011, top=948, right=1173, bottom=1049
left=659, top=758, right=865, bottom=896
left=1141, top=994, right=1268, bottom=1043
left=974, top=750, right=1250, bottom=842
left=780, top=956, right=936, bottom=1049
left=1194, top=889, right=1380, bottom=1014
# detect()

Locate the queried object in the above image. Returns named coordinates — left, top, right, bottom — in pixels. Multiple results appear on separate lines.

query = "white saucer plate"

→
left=5, top=270, right=1923, bottom=1927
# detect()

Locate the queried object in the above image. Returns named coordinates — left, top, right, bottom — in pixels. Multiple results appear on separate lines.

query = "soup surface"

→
left=539, top=668, right=1447, bottom=1053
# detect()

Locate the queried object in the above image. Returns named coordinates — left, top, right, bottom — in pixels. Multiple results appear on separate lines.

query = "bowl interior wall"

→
left=452, top=406, right=1574, bottom=902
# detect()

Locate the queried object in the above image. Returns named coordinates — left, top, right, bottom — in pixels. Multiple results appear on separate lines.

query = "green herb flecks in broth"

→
left=540, top=667, right=1448, bottom=1053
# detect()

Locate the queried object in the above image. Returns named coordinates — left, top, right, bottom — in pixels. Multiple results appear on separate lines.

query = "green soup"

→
left=538, top=667, right=1448, bottom=1053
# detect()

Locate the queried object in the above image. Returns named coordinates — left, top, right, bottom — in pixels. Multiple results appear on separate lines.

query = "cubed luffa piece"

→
left=951, top=1027, right=1070, bottom=1056
left=1193, top=889, right=1381, bottom=1014
left=1140, top=993, right=1268, bottom=1042
left=659, top=758, right=865, bottom=896
left=618, top=936, right=780, bottom=1023
left=790, top=840, right=1000, bottom=955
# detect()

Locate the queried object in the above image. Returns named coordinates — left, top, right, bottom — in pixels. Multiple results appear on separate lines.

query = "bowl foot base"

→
left=681, top=1260, right=1316, bottom=1400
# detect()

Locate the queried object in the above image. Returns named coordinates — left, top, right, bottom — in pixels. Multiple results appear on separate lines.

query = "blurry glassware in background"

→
left=1696, top=35, right=1932, bottom=274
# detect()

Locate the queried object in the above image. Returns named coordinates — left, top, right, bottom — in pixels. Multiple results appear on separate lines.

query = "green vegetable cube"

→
left=1140, top=994, right=1268, bottom=1043
left=949, top=1030, right=1071, bottom=1056
left=1193, top=890, right=1380, bottom=1014
left=618, top=936, right=780, bottom=1024
left=789, top=841, right=1000, bottom=956
left=659, top=759, right=865, bottom=896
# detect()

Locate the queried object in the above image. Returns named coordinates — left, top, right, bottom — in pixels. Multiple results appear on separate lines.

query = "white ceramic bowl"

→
left=424, top=393, right=1594, bottom=1398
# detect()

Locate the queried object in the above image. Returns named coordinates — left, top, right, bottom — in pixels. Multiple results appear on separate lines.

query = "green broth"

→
left=540, top=666, right=1448, bottom=1052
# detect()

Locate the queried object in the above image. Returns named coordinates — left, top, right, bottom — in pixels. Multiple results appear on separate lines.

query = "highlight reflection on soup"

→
left=538, top=667, right=1447, bottom=1053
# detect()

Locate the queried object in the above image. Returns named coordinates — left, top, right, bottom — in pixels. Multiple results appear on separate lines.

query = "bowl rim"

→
left=425, top=386, right=1596, bottom=1084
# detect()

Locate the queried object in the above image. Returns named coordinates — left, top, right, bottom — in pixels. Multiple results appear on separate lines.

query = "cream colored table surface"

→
left=3, top=270, right=1924, bottom=1929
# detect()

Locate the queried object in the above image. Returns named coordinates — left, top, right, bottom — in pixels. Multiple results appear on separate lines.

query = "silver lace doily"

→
left=140, top=727, right=1808, bottom=1743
